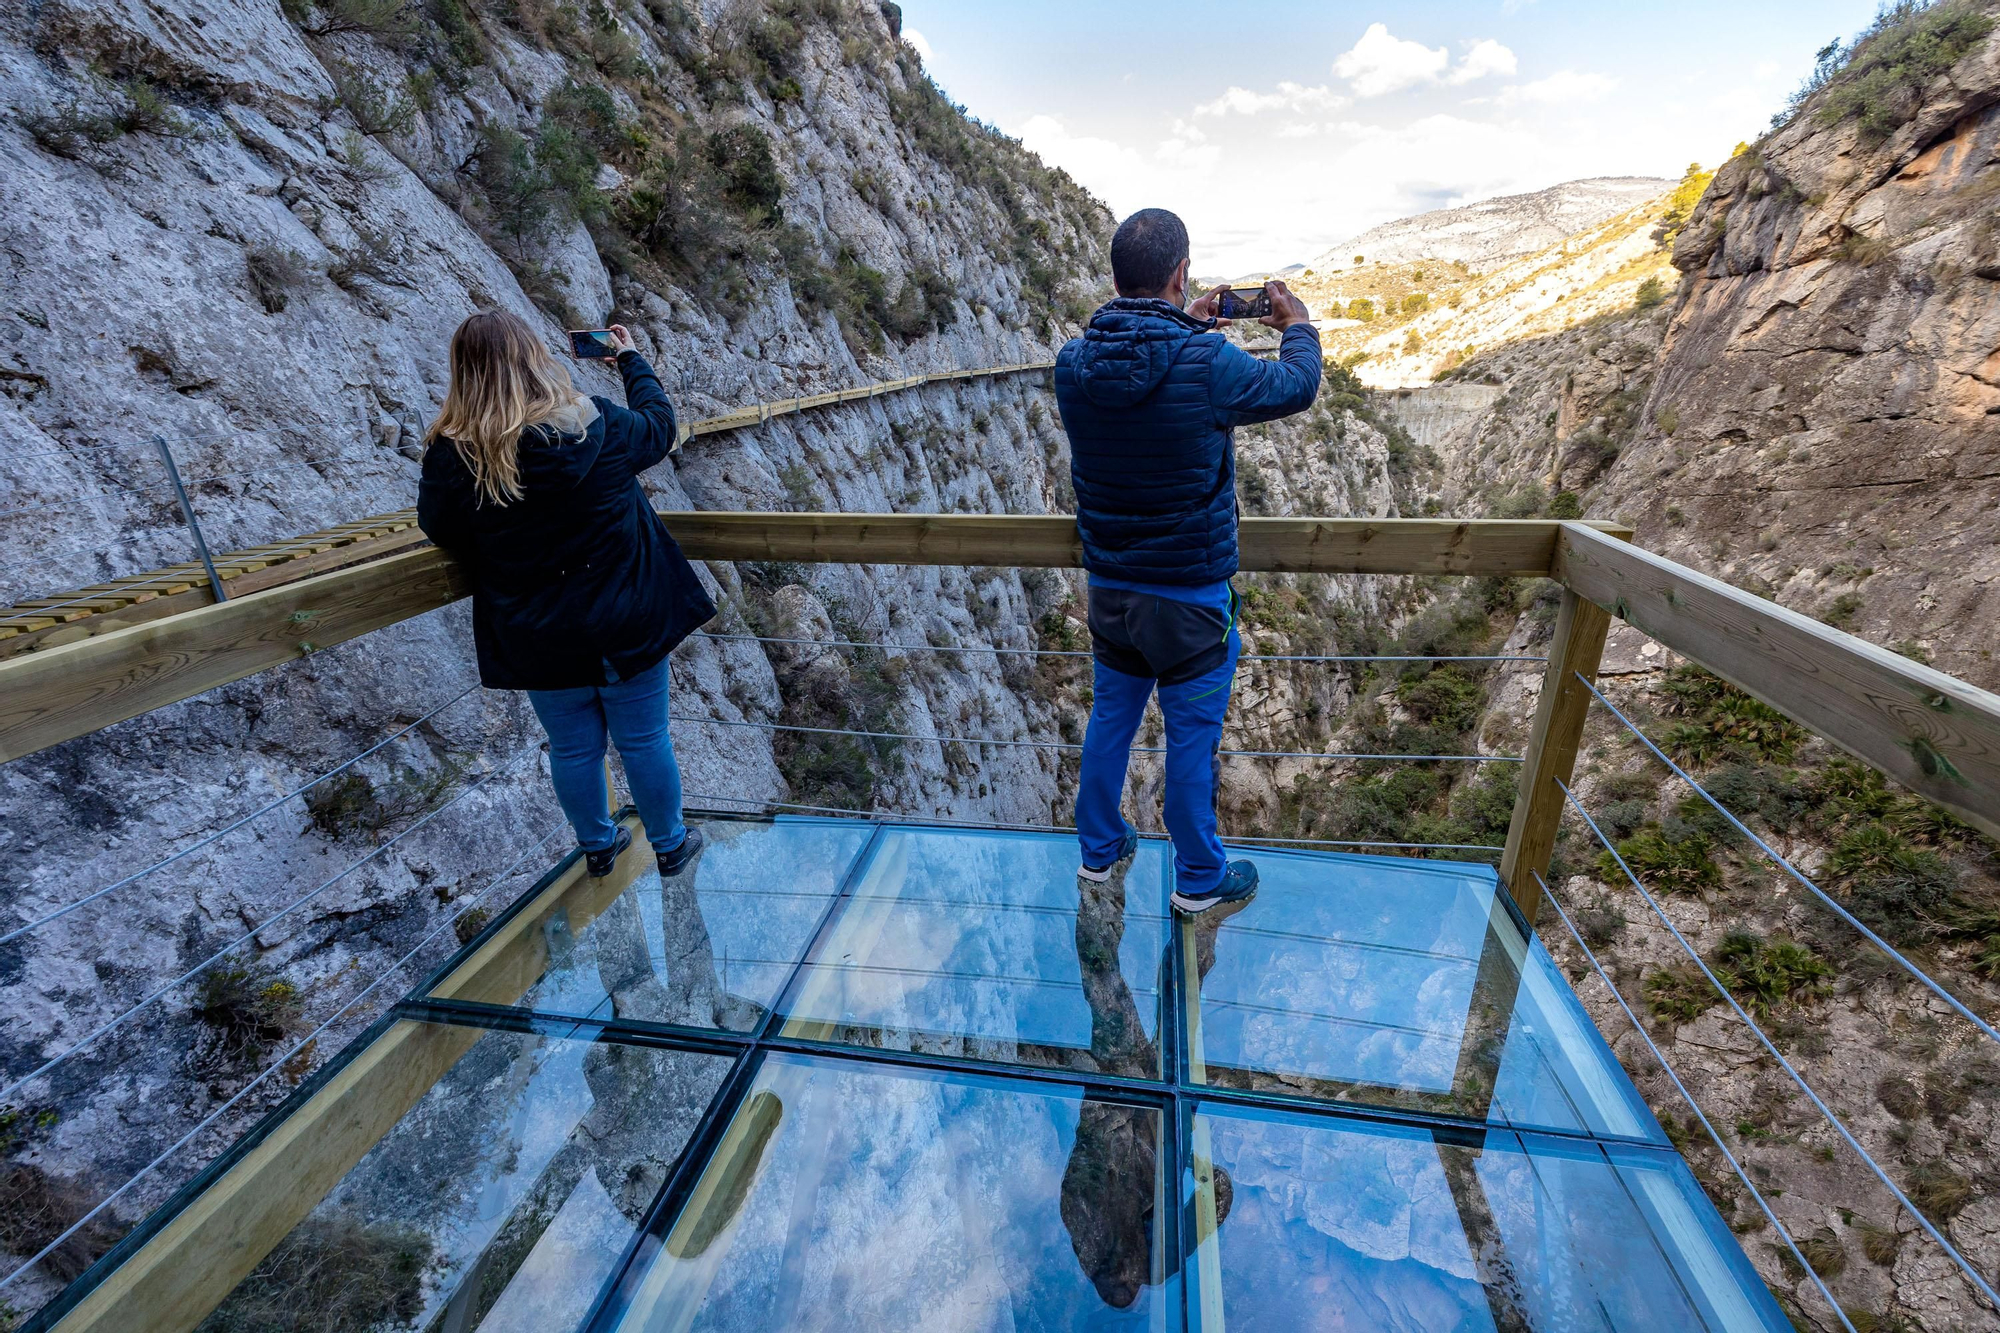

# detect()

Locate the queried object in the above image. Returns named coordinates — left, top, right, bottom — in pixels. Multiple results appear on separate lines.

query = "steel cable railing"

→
left=1558, top=775, right=2000, bottom=1312
left=0, top=819, right=567, bottom=1294
left=671, top=711, right=1517, bottom=765
left=1534, top=868, right=1857, bottom=1333
left=1574, top=673, right=2000, bottom=1050
left=0, top=681, right=483, bottom=945
left=695, top=630, right=1546, bottom=666
left=0, top=742, right=542, bottom=1108
left=683, top=791, right=1508, bottom=855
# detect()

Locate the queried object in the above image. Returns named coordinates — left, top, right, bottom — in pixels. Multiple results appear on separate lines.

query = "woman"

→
left=418, top=310, right=714, bottom=880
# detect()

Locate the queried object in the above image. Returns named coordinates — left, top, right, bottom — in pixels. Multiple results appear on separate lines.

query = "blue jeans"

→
left=528, top=657, right=687, bottom=856
left=1074, top=630, right=1240, bottom=897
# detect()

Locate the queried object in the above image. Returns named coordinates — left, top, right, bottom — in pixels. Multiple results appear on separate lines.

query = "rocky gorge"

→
left=2, top=0, right=2000, bottom=1330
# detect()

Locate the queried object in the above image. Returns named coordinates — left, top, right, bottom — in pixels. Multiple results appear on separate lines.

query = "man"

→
left=1054, top=208, right=1321, bottom=914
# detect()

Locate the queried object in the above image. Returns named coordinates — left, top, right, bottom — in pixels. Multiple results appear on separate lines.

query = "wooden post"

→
left=1498, top=588, right=1611, bottom=924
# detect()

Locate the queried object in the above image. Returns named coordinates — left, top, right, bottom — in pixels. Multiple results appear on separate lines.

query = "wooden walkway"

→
left=0, top=360, right=1055, bottom=657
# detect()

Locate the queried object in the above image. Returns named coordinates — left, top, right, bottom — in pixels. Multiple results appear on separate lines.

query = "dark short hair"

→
left=1110, top=209, right=1189, bottom=295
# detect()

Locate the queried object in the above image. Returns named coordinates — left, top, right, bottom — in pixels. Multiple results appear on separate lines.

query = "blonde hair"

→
left=426, top=310, right=584, bottom=506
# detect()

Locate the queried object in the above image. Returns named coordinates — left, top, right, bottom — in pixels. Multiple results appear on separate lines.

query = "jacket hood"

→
left=1071, top=298, right=1215, bottom=409
left=517, top=397, right=604, bottom=491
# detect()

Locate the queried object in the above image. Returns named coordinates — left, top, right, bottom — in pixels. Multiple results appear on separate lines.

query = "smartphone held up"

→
left=1215, top=286, right=1272, bottom=320
left=568, top=329, right=620, bottom=360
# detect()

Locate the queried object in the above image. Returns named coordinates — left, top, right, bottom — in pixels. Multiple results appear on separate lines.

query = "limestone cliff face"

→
left=1616, top=18, right=2000, bottom=687
left=0, top=0, right=1111, bottom=1306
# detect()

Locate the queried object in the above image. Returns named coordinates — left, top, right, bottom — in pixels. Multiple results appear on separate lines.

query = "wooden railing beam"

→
left=1499, top=588, right=1613, bottom=923
left=1555, top=521, right=2000, bottom=842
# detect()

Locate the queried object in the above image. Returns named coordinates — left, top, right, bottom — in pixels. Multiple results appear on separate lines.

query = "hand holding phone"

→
left=1216, top=286, right=1272, bottom=320
left=568, top=325, right=636, bottom=360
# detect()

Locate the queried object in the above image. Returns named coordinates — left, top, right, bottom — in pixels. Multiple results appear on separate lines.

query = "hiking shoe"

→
left=586, top=826, right=633, bottom=878
left=657, top=825, right=704, bottom=878
left=1079, top=828, right=1140, bottom=883
left=1172, top=859, right=1259, bottom=915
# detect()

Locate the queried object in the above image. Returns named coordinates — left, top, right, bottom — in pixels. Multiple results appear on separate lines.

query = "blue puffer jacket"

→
left=1055, top=298, right=1322, bottom=585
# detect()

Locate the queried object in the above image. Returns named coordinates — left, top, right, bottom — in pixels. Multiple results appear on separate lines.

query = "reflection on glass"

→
left=612, top=1054, right=1168, bottom=1332
left=1185, top=849, right=1656, bottom=1139
left=441, top=818, right=872, bottom=1031
left=198, top=1022, right=733, bottom=1332
left=779, top=828, right=1171, bottom=1077
left=1190, top=1104, right=1791, bottom=1332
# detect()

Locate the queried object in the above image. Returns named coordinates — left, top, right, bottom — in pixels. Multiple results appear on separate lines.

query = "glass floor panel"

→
left=431, top=817, right=874, bottom=1032
left=607, top=1052, right=1169, bottom=1332
left=1188, top=1102, right=1791, bottom=1332
left=1183, top=848, right=1659, bottom=1140
left=48, top=819, right=1792, bottom=1333
left=201, top=1021, right=733, bottom=1332
left=776, top=827, right=1172, bottom=1078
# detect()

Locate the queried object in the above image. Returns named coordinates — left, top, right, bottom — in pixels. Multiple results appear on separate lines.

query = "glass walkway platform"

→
left=42, top=815, right=1792, bottom=1332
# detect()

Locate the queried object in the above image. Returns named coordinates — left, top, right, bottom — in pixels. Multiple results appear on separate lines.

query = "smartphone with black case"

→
left=1216, top=287, right=1271, bottom=320
left=568, top=329, right=619, bottom=359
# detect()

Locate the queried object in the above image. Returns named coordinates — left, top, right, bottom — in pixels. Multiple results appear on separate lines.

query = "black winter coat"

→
left=417, top=350, right=716, bottom=691
left=1055, top=299, right=1321, bottom=585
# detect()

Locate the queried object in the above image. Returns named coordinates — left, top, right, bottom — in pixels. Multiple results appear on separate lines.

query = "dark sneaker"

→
left=1172, top=859, right=1259, bottom=915
left=657, top=825, right=705, bottom=878
left=586, top=826, right=633, bottom=878
left=1079, top=828, right=1140, bottom=883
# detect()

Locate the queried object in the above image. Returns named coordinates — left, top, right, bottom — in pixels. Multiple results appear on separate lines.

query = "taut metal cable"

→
left=1535, top=869, right=1858, bottom=1333
left=0, top=821, right=566, bottom=1294
left=695, top=630, right=1546, bottom=665
left=0, top=744, right=540, bottom=1107
left=683, top=792, right=1504, bottom=854
left=1576, top=673, right=2000, bottom=1050
left=669, top=711, right=1516, bottom=764
left=1561, top=775, right=2000, bottom=1311
left=0, top=682, right=482, bottom=945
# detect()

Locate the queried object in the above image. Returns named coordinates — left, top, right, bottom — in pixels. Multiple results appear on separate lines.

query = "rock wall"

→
left=0, top=0, right=1113, bottom=1312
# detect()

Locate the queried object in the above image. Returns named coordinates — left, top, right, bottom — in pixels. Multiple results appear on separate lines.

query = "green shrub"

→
left=1547, top=490, right=1583, bottom=519
left=1652, top=667, right=1803, bottom=766
left=1345, top=297, right=1376, bottom=322
left=1822, top=591, right=1865, bottom=627
left=1906, top=1159, right=1976, bottom=1220
left=246, top=246, right=312, bottom=314
left=1713, top=931, right=1832, bottom=1014
left=1829, top=823, right=1958, bottom=944
left=1646, top=962, right=1721, bottom=1022
left=328, top=65, right=414, bottom=138
left=195, top=1215, right=433, bottom=1333
left=1633, top=275, right=1667, bottom=310
left=1797, top=1, right=1997, bottom=141
left=1655, top=161, right=1714, bottom=248
left=1395, top=666, right=1487, bottom=733
left=1599, top=823, right=1721, bottom=891
left=1401, top=292, right=1429, bottom=314
left=192, top=963, right=303, bottom=1063
left=299, top=0, right=419, bottom=39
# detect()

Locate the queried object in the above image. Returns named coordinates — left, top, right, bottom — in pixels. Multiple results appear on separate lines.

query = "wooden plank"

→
left=0, top=547, right=467, bottom=763
left=1557, top=522, right=2000, bottom=842
left=1499, top=588, right=1613, bottom=923
left=661, top=513, right=1631, bottom=576
left=49, top=1018, right=482, bottom=1333
left=46, top=819, right=649, bottom=1333
left=429, top=817, right=651, bottom=1007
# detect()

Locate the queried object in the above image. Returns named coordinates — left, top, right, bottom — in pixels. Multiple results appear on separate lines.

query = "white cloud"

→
left=902, top=27, right=934, bottom=65
left=1448, top=39, right=1518, bottom=84
left=1194, top=81, right=1348, bottom=118
left=1504, top=70, right=1618, bottom=104
left=1276, top=121, right=1323, bottom=139
left=1333, top=23, right=1449, bottom=97
left=1015, top=114, right=1156, bottom=216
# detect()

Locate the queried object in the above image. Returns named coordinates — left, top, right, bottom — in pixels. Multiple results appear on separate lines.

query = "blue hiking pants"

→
left=1075, top=586, right=1240, bottom=897
left=528, top=657, right=687, bottom=856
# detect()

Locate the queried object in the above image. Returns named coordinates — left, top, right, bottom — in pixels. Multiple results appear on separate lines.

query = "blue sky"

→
left=901, top=0, right=1883, bottom=274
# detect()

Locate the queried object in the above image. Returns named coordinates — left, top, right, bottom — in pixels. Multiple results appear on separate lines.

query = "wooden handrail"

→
left=0, top=515, right=1629, bottom=762
left=1555, top=522, right=2000, bottom=842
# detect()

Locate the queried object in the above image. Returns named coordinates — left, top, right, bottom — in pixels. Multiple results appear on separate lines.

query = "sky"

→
left=900, top=0, right=1884, bottom=275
